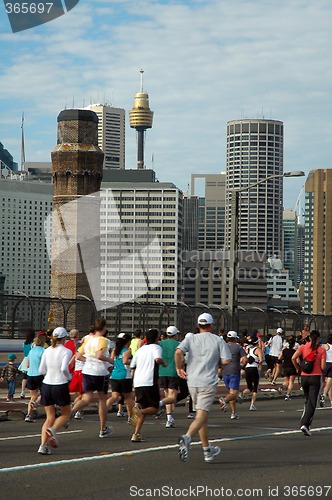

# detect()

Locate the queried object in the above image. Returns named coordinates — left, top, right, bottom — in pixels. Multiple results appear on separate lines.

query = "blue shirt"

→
left=23, top=341, right=33, bottom=357
left=111, top=347, right=131, bottom=380
left=27, top=346, right=44, bottom=376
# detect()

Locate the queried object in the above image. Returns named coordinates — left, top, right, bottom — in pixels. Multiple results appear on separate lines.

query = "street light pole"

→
left=227, top=171, right=305, bottom=330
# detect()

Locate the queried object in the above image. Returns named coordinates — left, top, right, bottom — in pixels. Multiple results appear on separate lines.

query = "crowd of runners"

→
left=2, top=315, right=331, bottom=461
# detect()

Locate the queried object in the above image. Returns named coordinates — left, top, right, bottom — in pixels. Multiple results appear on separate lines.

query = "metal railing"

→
left=0, top=294, right=331, bottom=340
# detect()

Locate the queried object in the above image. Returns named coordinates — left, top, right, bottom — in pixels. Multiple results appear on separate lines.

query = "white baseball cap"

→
left=277, top=328, right=283, bottom=334
left=227, top=330, right=239, bottom=339
left=118, top=332, right=131, bottom=339
left=166, top=326, right=179, bottom=336
left=53, top=327, right=68, bottom=339
left=197, top=313, right=214, bottom=326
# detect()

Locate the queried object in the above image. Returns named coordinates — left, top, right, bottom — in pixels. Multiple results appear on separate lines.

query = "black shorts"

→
left=283, top=368, right=297, bottom=378
left=270, top=356, right=279, bottom=366
left=265, top=354, right=274, bottom=371
left=323, top=362, right=332, bottom=378
left=26, top=375, right=44, bottom=391
left=82, top=374, right=109, bottom=394
left=159, top=376, right=179, bottom=390
left=110, top=378, right=133, bottom=394
left=41, top=383, right=71, bottom=407
left=245, top=367, right=259, bottom=393
left=135, top=385, right=160, bottom=409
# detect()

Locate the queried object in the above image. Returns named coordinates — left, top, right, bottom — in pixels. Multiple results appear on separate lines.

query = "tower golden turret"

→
left=129, top=69, right=154, bottom=169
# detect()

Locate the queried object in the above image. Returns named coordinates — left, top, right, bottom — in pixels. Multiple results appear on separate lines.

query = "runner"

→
left=175, top=313, right=231, bottom=463
left=320, top=334, right=332, bottom=407
left=37, top=327, right=72, bottom=455
left=71, top=318, right=113, bottom=438
left=19, top=329, right=35, bottom=398
left=130, top=328, right=174, bottom=442
left=159, top=325, right=180, bottom=428
left=243, top=335, right=263, bottom=411
left=219, top=330, right=247, bottom=419
left=292, top=330, right=326, bottom=436
left=25, top=335, right=44, bottom=422
left=130, top=328, right=143, bottom=356
left=106, top=333, right=134, bottom=423
left=268, top=328, right=283, bottom=385
left=278, top=337, right=297, bottom=400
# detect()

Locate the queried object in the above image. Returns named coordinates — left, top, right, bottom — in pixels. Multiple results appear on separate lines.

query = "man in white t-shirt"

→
left=269, top=328, right=284, bottom=385
left=175, top=313, right=232, bottom=463
left=130, top=328, right=175, bottom=442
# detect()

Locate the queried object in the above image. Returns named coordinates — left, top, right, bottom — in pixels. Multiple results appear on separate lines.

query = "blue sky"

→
left=0, top=0, right=331, bottom=209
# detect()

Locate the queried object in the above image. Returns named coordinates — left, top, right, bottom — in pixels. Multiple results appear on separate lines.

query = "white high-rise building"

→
left=100, top=178, right=182, bottom=306
left=226, top=119, right=284, bottom=257
left=0, top=178, right=53, bottom=296
left=85, top=104, right=125, bottom=170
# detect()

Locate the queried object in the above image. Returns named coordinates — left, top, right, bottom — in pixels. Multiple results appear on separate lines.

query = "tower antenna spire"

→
left=129, top=70, right=154, bottom=170
left=140, top=68, right=144, bottom=92
left=21, top=112, right=26, bottom=171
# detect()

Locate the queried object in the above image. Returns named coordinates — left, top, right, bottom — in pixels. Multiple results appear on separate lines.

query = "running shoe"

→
left=219, top=397, right=228, bottom=412
left=99, top=426, right=114, bottom=438
left=20, top=392, right=25, bottom=399
left=300, top=425, right=311, bottom=437
left=37, top=444, right=51, bottom=455
left=74, top=411, right=83, bottom=419
left=127, top=417, right=132, bottom=425
left=155, top=406, right=166, bottom=419
left=264, top=371, right=270, bottom=380
left=178, top=434, right=191, bottom=462
left=117, top=409, right=125, bottom=417
left=46, top=427, right=59, bottom=448
left=130, top=406, right=142, bottom=427
left=165, top=417, right=176, bottom=428
left=284, top=394, right=291, bottom=401
left=131, top=433, right=145, bottom=442
left=230, top=412, right=239, bottom=420
left=271, top=381, right=276, bottom=386
left=319, top=394, right=326, bottom=408
left=25, top=414, right=35, bottom=423
left=237, top=393, right=243, bottom=404
left=278, top=386, right=284, bottom=395
left=187, top=412, right=195, bottom=419
left=30, top=400, right=39, bottom=412
left=204, top=445, right=221, bottom=463
left=249, top=404, right=257, bottom=411
left=6, top=396, right=13, bottom=402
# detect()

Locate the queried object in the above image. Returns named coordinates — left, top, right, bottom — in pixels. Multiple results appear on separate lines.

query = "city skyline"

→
left=0, top=0, right=331, bottom=208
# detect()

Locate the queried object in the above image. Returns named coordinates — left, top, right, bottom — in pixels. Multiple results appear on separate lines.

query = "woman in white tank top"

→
left=243, top=336, right=263, bottom=411
left=320, top=334, right=332, bottom=407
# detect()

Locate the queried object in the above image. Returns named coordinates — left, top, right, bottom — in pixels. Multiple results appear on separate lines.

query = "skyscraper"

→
left=100, top=176, right=182, bottom=308
left=226, top=119, right=284, bottom=257
left=191, top=173, right=226, bottom=251
left=0, top=177, right=52, bottom=296
left=283, top=209, right=298, bottom=286
left=85, top=104, right=125, bottom=170
left=304, top=169, right=332, bottom=314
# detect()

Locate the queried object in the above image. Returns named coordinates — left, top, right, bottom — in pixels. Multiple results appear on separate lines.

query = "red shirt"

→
left=297, top=343, right=326, bottom=376
left=64, top=339, right=77, bottom=373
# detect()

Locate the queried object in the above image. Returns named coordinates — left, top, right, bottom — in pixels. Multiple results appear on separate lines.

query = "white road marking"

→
left=296, top=407, right=332, bottom=411
left=0, top=426, right=331, bottom=474
left=0, top=430, right=83, bottom=441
